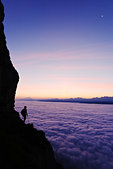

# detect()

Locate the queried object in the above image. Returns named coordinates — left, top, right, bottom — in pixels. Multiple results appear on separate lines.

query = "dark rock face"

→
left=0, top=0, right=19, bottom=112
left=0, top=1, right=63, bottom=169
left=0, top=113, right=62, bottom=169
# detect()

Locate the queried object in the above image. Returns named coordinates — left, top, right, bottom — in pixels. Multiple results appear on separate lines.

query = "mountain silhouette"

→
left=0, top=1, right=62, bottom=168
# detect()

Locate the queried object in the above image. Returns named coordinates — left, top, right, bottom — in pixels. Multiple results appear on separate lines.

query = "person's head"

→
left=24, top=106, right=27, bottom=109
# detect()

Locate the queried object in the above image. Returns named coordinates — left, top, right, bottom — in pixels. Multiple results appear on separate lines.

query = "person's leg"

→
left=24, top=116, right=26, bottom=122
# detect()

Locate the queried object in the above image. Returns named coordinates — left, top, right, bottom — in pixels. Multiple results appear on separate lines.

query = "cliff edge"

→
left=0, top=1, right=62, bottom=168
left=0, top=110, right=62, bottom=169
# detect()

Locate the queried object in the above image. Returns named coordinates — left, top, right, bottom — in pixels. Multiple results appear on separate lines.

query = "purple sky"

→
left=3, top=0, right=113, bottom=98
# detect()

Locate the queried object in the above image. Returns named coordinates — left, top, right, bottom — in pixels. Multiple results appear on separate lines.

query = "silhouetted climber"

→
left=21, top=106, right=28, bottom=122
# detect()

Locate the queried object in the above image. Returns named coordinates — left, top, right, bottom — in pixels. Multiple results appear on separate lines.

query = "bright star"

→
left=101, top=15, right=104, bottom=18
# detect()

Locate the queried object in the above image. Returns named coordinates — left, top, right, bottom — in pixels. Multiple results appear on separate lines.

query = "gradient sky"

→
left=3, top=0, right=113, bottom=98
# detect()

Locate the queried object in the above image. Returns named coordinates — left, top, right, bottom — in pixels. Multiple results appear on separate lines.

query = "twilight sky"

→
left=3, top=0, right=113, bottom=98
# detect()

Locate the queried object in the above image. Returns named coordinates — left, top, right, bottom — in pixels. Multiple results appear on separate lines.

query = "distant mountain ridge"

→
left=17, top=97, right=113, bottom=105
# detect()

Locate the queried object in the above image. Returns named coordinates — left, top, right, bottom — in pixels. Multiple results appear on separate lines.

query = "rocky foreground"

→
left=0, top=1, right=63, bottom=168
left=0, top=110, right=62, bottom=169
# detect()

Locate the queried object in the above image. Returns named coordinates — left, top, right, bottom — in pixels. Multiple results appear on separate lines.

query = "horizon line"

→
left=16, top=96, right=113, bottom=100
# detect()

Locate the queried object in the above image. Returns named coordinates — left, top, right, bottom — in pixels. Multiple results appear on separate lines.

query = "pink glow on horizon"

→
left=12, top=43, right=113, bottom=99
left=16, top=80, right=113, bottom=99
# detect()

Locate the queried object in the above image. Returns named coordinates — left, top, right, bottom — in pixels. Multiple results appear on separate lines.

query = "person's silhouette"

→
left=21, top=106, right=28, bottom=122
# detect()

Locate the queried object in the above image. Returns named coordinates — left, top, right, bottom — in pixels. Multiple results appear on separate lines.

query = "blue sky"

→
left=3, top=0, right=113, bottom=98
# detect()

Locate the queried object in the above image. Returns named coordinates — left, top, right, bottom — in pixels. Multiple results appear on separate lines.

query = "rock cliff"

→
left=0, top=0, right=19, bottom=112
left=0, top=1, right=62, bottom=168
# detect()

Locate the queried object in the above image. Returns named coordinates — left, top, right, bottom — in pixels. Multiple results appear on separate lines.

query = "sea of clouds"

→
left=16, top=101, right=113, bottom=169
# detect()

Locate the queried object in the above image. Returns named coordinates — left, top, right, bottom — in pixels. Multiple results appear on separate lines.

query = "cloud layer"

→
left=16, top=101, right=113, bottom=169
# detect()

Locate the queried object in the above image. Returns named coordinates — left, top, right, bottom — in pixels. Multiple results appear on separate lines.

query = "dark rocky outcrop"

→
left=0, top=0, right=19, bottom=112
left=0, top=111, right=62, bottom=169
left=0, top=1, right=62, bottom=168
